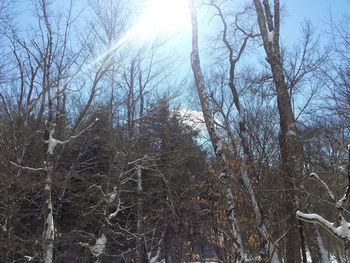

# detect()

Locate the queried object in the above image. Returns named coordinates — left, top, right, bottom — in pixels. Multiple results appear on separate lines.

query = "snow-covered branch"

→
left=9, top=161, right=46, bottom=173
left=149, top=247, right=161, bottom=263
left=296, top=211, right=350, bottom=241
left=45, top=119, right=99, bottom=155
left=297, top=143, right=350, bottom=253
left=337, top=145, right=350, bottom=209
left=108, top=197, right=122, bottom=221
left=148, top=231, right=165, bottom=263
left=310, top=173, right=335, bottom=201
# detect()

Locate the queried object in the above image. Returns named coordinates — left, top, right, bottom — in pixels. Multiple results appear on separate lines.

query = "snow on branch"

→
left=337, top=144, right=350, bottom=209
left=90, top=233, right=107, bottom=258
left=310, top=173, right=335, bottom=201
left=148, top=231, right=165, bottom=263
left=9, top=161, right=46, bottom=173
left=45, top=119, right=98, bottom=155
left=296, top=211, right=350, bottom=241
left=1, top=220, right=7, bottom=232
left=108, top=192, right=117, bottom=204
left=149, top=247, right=161, bottom=263
left=268, top=30, right=274, bottom=43
left=297, top=144, right=350, bottom=245
left=337, top=193, right=349, bottom=210
left=45, top=199, right=55, bottom=240
left=127, top=154, right=159, bottom=165
left=108, top=198, right=123, bottom=221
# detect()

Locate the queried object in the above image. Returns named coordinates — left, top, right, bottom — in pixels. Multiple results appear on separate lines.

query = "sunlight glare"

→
left=139, top=0, right=190, bottom=36
left=89, top=0, right=190, bottom=67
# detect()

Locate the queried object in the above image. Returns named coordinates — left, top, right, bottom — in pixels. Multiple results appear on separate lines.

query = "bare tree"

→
left=207, top=1, right=281, bottom=261
left=252, top=1, right=308, bottom=261
left=189, top=0, right=245, bottom=261
left=297, top=15, right=350, bottom=261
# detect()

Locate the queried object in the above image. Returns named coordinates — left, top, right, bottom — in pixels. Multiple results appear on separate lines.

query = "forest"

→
left=0, top=0, right=349, bottom=262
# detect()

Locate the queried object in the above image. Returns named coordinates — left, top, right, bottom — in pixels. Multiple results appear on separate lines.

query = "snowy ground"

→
left=185, top=254, right=341, bottom=263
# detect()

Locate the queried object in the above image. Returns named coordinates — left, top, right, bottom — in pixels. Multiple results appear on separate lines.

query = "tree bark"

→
left=307, top=225, right=330, bottom=263
left=253, top=1, right=302, bottom=262
left=135, top=167, right=144, bottom=263
left=189, top=1, right=244, bottom=261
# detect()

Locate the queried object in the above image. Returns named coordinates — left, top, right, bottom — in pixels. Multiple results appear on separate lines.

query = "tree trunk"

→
left=298, top=221, right=307, bottom=263
left=307, top=225, right=330, bottom=263
left=190, top=1, right=244, bottom=262
left=135, top=167, right=145, bottom=263
left=253, top=1, right=302, bottom=262
left=43, top=75, right=55, bottom=263
left=189, top=1, right=244, bottom=261
left=43, top=151, right=55, bottom=263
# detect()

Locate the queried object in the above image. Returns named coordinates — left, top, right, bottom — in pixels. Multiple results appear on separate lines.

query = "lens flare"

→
left=96, top=0, right=190, bottom=60
left=139, top=0, right=190, bottom=35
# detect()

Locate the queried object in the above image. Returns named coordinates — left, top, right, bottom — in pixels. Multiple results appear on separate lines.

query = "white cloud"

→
left=175, top=108, right=207, bottom=132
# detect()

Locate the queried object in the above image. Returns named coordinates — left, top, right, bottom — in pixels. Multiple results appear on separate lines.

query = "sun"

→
left=88, top=0, right=190, bottom=66
left=138, top=0, right=191, bottom=37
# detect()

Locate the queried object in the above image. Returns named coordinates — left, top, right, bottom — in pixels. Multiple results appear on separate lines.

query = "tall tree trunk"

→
left=4, top=179, right=15, bottom=263
left=254, top=0, right=302, bottom=263
left=43, top=171, right=54, bottom=263
left=43, top=35, right=55, bottom=262
left=135, top=167, right=144, bottom=263
left=189, top=1, right=244, bottom=261
left=43, top=127, right=55, bottom=263
left=307, top=225, right=330, bottom=263
left=253, top=1, right=302, bottom=262
left=298, top=221, right=307, bottom=263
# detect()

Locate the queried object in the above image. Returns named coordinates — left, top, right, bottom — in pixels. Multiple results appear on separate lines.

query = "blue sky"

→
left=282, top=0, right=350, bottom=41
left=14, top=0, right=350, bottom=85
left=16, top=0, right=350, bottom=48
left=11, top=0, right=350, bottom=115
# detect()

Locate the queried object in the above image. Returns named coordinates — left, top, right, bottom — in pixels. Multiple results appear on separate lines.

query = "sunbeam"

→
left=90, top=0, right=190, bottom=66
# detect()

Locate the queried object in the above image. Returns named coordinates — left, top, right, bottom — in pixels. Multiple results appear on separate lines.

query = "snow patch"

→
left=46, top=138, right=59, bottom=155
left=315, top=227, right=331, bottom=263
left=90, top=234, right=107, bottom=257
left=338, top=216, right=350, bottom=240
left=45, top=128, right=62, bottom=155
left=24, top=256, right=34, bottom=261
left=337, top=194, right=347, bottom=208
left=45, top=244, right=53, bottom=263
left=287, top=129, right=297, bottom=136
left=270, top=252, right=280, bottom=263
left=44, top=198, right=55, bottom=263
left=148, top=247, right=161, bottom=263
left=108, top=200, right=122, bottom=220
left=1, top=220, right=6, bottom=232
left=137, top=167, right=142, bottom=192
left=108, top=193, right=117, bottom=204
left=268, top=30, right=274, bottom=43
left=215, top=140, right=223, bottom=154
left=45, top=210, right=54, bottom=239
left=45, top=184, right=51, bottom=192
